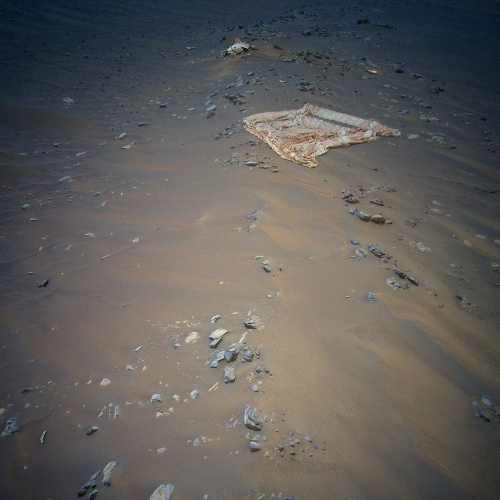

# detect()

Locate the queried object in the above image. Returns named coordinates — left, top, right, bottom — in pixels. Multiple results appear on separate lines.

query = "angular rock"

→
left=223, top=366, right=235, bottom=383
left=77, top=481, right=94, bottom=497
left=209, top=337, right=222, bottom=348
left=100, top=378, right=111, bottom=386
left=86, top=426, right=99, bottom=436
left=394, top=269, right=406, bottom=279
left=244, top=406, right=262, bottom=430
left=190, top=389, right=199, bottom=400
left=224, top=343, right=240, bottom=362
left=1, top=417, right=18, bottom=437
left=89, top=491, right=98, bottom=500
left=102, top=461, right=118, bottom=486
left=244, top=315, right=264, bottom=330
left=150, top=484, right=174, bottom=500
left=151, top=394, right=162, bottom=403
left=407, top=275, right=418, bottom=286
left=249, top=441, right=262, bottom=452
left=243, top=350, right=254, bottom=362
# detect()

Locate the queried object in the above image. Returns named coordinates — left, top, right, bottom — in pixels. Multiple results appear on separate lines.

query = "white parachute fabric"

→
left=244, top=103, right=401, bottom=168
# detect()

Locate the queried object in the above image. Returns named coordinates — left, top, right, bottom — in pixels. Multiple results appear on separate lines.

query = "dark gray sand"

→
left=1, top=1, right=499, bottom=498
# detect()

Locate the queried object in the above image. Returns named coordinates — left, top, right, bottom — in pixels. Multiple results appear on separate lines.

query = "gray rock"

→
left=407, top=275, right=418, bottom=286
left=150, top=484, right=174, bottom=500
left=249, top=441, right=262, bottom=452
left=394, top=269, right=406, bottom=279
left=243, top=350, right=254, bottom=362
left=102, top=461, right=118, bottom=486
left=190, top=390, right=199, bottom=400
left=357, top=212, right=371, bottom=222
left=367, top=292, right=375, bottom=301
left=209, top=337, right=222, bottom=348
left=224, top=343, right=240, bottom=362
left=244, top=406, right=262, bottom=430
left=151, top=394, right=162, bottom=403
left=223, top=366, right=235, bottom=383
left=89, top=491, right=98, bottom=500
left=1, top=417, right=18, bottom=437
left=252, top=384, right=259, bottom=392
left=86, top=426, right=99, bottom=436
left=370, top=215, right=386, bottom=224
left=211, top=314, right=221, bottom=323
left=77, top=481, right=94, bottom=497
left=481, top=395, right=494, bottom=407
left=244, top=315, right=264, bottom=330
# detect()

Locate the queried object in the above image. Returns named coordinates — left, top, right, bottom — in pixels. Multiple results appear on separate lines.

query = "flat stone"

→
left=150, top=484, right=174, bottom=500
left=151, top=394, right=162, bottom=403
left=209, top=328, right=228, bottom=340
left=100, top=378, right=111, bottom=386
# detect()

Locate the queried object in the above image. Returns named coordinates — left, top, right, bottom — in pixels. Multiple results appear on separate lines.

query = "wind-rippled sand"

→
left=0, top=1, right=499, bottom=498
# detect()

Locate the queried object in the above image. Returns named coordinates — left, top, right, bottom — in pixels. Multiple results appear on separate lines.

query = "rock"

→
left=223, top=366, right=235, bottom=383
left=367, top=292, right=375, bottom=301
left=407, top=275, right=418, bottom=286
left=244, top=315, right=264, bottom=330
left=211, top=314, right=221, bottom=323
left=151, top=394, right=162, bottom=403
left=351, top=240, right=360, bottom=245
left=100, top=378, right=111, bottom=386
left=209, top=337, right=222, bottom=348
left=185, top=331, right=200, bottom=343
left=244, top=406, right=262, bottom=430
left=477, top=411, right=490, bottom=422
left=206, top=105, right=216, bottom=118
left=126, top=365, right=134, bottom=371
left=77, top=481, right=94, bottom=497
left=86, top=426, right=99, bottom=436
left=355, top=248, right=367, bottom=258
left=37, top=279, right=49, bottom=288
left=357, top=212, right=371, bottom=222
left=209, top=328, right=228, bottom=340
left=224, top=343, right=240, bottom=362
left=252, top=385, right=259, bottom=392
left=481, top=395, right=494, bottom=407
left=249, top=441, right=262, bottom=452
left=305, top=435, right=312, bottom=442
left=367, top=245, right=389, bottom=259
left=370, top=215, right=386, bottom=224
left=102, top=461, right=118, bottom=486
left=243, top=350, right=254, bottom=362
left=190, top=390, right=199, bottom=400
left=369, top=199, right=384, bottom=206
left=394, top=269, right=406, bottom=279
left=150, top=484, right=174, bottom=500
left=89, top=491, right=98, bottom=500
left=1, top=417, right=18, bottom=437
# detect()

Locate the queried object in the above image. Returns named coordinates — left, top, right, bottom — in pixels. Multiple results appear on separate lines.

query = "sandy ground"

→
left=0, top=1, right=499, bottom=498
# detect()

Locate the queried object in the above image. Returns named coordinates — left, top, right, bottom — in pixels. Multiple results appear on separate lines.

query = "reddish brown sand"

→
left=0, top=1, right=499, bottom=499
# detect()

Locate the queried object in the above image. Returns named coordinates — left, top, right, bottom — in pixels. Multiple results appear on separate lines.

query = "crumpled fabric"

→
left=244, top=103, right=401, bottom=168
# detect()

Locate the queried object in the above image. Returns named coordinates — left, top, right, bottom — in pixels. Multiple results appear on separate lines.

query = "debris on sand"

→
left=244, top=103, right=400, bottom=167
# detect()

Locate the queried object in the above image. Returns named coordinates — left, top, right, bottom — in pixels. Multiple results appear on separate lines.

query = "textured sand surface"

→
left=0, top=1, right=499, bottom=498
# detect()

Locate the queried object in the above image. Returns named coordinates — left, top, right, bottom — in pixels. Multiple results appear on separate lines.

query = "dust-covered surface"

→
left=0, top=1, right=499, bottom=498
